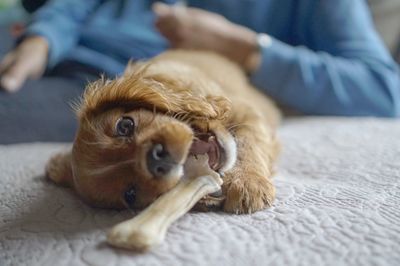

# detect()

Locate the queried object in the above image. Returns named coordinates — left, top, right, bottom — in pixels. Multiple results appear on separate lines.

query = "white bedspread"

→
left=1, top=117, right=399, bottom=266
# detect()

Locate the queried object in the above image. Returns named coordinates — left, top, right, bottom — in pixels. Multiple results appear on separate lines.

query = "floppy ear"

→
left=146, top=74, right=232, bottom=120
left=78, top=62, right=232, bottom=121
left=45, top=150, right=74, bottom=188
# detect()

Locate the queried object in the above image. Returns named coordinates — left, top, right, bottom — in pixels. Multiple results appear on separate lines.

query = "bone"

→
left=107, top=154, right=222, bottom=250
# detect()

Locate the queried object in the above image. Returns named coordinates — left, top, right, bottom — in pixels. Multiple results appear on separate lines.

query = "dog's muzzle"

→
left=146, top=143, right=177, bottom=178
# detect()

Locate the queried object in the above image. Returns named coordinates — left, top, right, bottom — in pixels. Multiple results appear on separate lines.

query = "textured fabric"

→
left=26, top=0, right=400, bottom=117
left=1, top=117, right=399, bottom=266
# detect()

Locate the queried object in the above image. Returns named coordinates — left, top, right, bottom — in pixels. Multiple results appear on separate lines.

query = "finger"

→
left=0, top=59, right=29, bottom=93
left=1, top=76, right=21, bottom=93
left=154, top=4, right=187, bottom=46
left=0, top=52, right=15, bottom=74
left=155, top=13, right=180, bottom=33
left=153, top=2, right=187, bottom=29
left=152, top=2, right=173, bottom=18
left=155, top=20, right=183, bottom=46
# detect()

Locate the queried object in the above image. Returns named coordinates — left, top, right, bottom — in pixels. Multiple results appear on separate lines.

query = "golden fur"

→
left=46, top=50, right=280, bottom=214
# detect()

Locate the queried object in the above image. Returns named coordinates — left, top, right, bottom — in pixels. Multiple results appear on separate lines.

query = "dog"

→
left=46, top=50, right=280, bottom=214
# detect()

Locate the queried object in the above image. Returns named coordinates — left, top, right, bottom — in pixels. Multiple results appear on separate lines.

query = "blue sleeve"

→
left=250, top=0, right=400, bottom=117
left=25, top=0, right=102, bottom=67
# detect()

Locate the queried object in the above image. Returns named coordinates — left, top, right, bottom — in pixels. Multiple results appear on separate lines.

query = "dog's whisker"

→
left=81, top=138, right=109, bottom=146
left=182, top=113, right=191, bottom=122
left=86, top=157, right=139, bottom=176
left=81, top=137, right=127, bottom=148
left=227, top=122, right=250, bottom=132
left=149, top=107, right=157, bottom=126
left=182, top=116, right=194, bottom=125
left=174, top=112, right=181, bottom=118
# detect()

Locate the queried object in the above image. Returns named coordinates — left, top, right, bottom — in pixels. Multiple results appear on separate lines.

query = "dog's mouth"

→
left=189, top=132, right=225, bottom=171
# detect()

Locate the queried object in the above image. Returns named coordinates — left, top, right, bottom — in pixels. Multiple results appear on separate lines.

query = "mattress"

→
left=1, top=117, right=399, bottom=266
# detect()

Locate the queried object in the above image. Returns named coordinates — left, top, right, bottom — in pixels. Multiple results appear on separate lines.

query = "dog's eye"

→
left=123, top=186, right=136, bottom=208
left=116, top=117, right=135, bottom=137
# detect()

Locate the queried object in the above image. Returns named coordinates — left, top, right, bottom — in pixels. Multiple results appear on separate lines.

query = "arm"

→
left=25, top=0, right=101, bottom=67
left=152, top=1, right=399, bottom=117
left=0, top=0, right=101, bottom=92
left=250, top=0, right=400, bottom=117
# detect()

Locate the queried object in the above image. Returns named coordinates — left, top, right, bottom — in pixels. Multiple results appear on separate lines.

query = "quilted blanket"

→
left=1, top=117, right=399, bottom=266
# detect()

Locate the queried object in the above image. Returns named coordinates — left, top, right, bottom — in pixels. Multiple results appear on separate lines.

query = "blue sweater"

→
left=27, top=0, right=400, bottom=117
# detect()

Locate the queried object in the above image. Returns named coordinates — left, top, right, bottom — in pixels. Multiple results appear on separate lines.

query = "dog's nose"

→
left=147, top=143, right=176, bottom=178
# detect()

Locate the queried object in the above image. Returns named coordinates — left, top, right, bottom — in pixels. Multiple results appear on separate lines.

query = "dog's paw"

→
left=222, top=174, right=275, bottom=214
left=45, top=151, right=73, bottom=187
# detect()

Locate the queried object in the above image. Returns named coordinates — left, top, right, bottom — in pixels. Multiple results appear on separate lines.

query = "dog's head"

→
left=47, top=60, right=237, bottom=210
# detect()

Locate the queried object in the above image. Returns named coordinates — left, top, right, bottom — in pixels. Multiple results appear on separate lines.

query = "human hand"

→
left=153, top=2, right=262, bottom=72
left=0, top=36, right=48, bottom=92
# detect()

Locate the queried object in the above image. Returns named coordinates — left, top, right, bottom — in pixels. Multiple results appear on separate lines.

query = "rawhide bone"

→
left=107, top=154, right=222, bottom=250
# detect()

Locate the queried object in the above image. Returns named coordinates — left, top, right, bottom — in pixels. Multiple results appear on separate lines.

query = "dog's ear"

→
left=145, top=74, right=232, bottom=120
left=78, top=64, right=232, bottom=121
left=45, top=150, right=74, bottom=188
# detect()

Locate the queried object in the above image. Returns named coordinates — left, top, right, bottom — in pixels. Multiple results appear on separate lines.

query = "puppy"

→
left=46, top=50, right=280, bottom=214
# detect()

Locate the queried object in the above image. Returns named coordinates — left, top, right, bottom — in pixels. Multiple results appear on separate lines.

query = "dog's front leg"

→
left=222, top=115, right=279, bottom=214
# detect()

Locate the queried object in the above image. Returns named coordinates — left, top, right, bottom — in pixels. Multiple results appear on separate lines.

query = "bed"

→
left=1, top=117, right=399, bottom=266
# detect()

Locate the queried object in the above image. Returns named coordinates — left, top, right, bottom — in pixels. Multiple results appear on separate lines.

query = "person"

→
left=0, top=0, right=399, bottom=144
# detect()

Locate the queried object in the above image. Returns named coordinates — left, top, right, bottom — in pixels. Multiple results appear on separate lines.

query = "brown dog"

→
left=46, top=50, right=280, bottom=214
